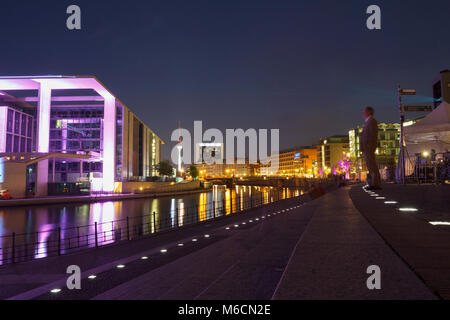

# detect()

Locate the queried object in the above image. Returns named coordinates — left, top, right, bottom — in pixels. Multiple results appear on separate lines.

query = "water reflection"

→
left=0, top=185, right=304, bottom=263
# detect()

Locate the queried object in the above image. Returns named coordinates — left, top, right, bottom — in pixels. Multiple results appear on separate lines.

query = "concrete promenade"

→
left=0, top=185, right=444, bottom=300
left=349, top=184, right=450, bottom=299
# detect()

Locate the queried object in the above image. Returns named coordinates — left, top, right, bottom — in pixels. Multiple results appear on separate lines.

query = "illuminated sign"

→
left=294, top=153, right=301, bottom=160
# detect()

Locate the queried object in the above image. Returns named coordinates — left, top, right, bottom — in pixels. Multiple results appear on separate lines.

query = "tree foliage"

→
left=157, top=160, right=174, bottom=177
left=189, top=165, right=199, bottom=179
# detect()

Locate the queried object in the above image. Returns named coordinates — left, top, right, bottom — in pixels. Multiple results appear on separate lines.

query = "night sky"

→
left=2, top=0, right=450, bottom=160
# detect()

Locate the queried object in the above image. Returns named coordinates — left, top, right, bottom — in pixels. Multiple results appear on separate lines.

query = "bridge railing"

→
left=0, top=187, right=307, bottom=266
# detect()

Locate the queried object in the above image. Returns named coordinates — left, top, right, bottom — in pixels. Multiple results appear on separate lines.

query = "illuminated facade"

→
left=258, top=147, right=317, bottom=177
left=349, top=123, right=400, bottom=170
left=196, top=160, right=258, bottom=178
left=0, top=75, right=162, bottom=196
left=262, top=147, right=317, bottom=177
left=316, top=135, right=349, bottom=175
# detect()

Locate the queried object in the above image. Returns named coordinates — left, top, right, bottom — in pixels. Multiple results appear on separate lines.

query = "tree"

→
left=189, top=165, right=199, bottom=179
left=157, top=160, right=174, bottom=177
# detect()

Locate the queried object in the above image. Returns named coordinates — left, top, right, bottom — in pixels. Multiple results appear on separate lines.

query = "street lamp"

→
left=397, top=86, right=416, bottom=185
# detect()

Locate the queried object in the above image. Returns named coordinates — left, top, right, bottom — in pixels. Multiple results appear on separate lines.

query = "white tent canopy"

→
left=405, top=101, right=450, bottom=145
left=402, top=102, right=450, bottom=176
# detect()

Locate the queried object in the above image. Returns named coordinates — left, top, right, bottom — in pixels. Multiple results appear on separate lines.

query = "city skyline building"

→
left=348, top=123, right=401, bottom=174
left=0, top=75, right=163, bottom=196
left=316, top=135, right=350, bottom=175
left=432, top=69, right=450, bottom=109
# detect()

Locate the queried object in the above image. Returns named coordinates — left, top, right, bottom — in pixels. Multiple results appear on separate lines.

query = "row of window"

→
left=49, top=140, right=101, bottom=152
left=49, top=129, right=101, bottom=139
left=50, top=109, right=104, bottom=119
left=5, top=134, right=33, bottom=153
left=6, top=109, right=33, bottom=138
left=49, top=161, right=103, bottom=173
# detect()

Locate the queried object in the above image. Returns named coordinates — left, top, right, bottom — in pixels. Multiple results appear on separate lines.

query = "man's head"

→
left=363, top=106, right=375, bottom=119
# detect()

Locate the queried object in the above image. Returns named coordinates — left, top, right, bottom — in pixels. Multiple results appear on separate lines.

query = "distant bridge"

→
left=205, top=177, right=327, bottom=189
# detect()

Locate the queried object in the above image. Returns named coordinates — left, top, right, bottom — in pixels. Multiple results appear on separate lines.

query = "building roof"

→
left=0, top=152, right=93, bottom=165
left=279, top=146, right=316, bottom=154
left=0, top=75, right=164, bottom=143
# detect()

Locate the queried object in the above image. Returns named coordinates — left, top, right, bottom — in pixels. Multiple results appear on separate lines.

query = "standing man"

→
left=360, top=106, right=381, bottom=190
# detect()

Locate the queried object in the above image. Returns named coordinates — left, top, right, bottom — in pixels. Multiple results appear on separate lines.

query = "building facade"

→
left=0, top=75, right=162, bottom=196
left=259, top=147, right=317, bottom=177
left=348, top=123, right=400, bottom=171
left=316, top=135, right=350, bottom=175
left=195, top=160, right=258, bottom=178
left=432, top=69, right=450, bottom=109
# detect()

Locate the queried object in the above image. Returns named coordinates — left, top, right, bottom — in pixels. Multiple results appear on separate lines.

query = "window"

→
left=14, top=112, right=20, bottom=134
left=50, top=140, right=62, bottom=152
left=20, top=137, right=25, bottom=152
left=27, top=117, right=33, bottom=137
left=7, top=110, right=13, bottom=132
left=68, top=162, right=80, bottom=172
left=21, top=115, right=27, bottom=136
left=13, top=135, right=19, bottom=152
left=50, top=130, right=62, bottom=139
left=6, top=134, right=12, bottom=152
left=68, top=141, right=80, bottom=150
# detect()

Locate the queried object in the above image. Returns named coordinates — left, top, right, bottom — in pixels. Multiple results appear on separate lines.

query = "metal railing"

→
left=0, top=188, right=304, bottom=266
left=406, top=152, right=450, bottom=184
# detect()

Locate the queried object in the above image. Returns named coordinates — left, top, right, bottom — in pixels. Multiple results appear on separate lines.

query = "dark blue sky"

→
left=1, top=0, right=450, bottom=160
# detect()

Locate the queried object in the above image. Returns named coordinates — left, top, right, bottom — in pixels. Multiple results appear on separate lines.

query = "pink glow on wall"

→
left=37, top=83, right=51, bottom=152
left=90, top=177, right=103, bottom=192
left=0, top=107, right=7, bottom=152
left=101, top=94, right=116, bottom=192
left=1, top=76, right=121, bottom=193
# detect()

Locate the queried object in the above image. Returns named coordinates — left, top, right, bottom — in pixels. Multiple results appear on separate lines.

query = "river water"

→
left=0, top=185, right=304, bottom=264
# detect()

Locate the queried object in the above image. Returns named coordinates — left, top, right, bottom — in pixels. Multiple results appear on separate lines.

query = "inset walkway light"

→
left=429, top=221, right=450, bottom=226
left=399, top=208, right=419, bottom=212
left=50, top=288, right=61, bottom=293
left=88, top=275, right=97, bottom=279
left=116, top=264, right=125, bottom=269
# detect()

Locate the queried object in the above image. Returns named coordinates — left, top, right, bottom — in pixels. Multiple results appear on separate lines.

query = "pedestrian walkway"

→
left=1, top=186, right=440, bottom=300
left=273, top=187, right=436, bottom=300
left=349, top=184, right=450, bottom=299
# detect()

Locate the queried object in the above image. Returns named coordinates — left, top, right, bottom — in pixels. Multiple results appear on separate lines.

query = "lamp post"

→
left=397, top=86, right=416, bottom=185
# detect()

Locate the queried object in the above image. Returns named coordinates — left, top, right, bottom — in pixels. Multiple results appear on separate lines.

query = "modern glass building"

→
left=0, top=75, right=162, bottom=196
left=348, top=122, right=400, bottom=171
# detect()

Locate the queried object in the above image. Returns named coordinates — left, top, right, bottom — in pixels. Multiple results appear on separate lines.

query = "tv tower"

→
left=176, top=121, right=182, bottom=173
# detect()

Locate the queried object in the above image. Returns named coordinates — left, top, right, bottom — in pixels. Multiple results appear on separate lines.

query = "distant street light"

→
left=399, top=89, right=417, bottom=95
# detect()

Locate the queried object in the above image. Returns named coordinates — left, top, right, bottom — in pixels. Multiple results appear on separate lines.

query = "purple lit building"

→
left=0, top=75, right=162, bottom=196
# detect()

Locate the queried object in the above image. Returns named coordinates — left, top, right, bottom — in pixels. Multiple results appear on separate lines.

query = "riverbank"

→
left=0, top=187, right=211, bottom=208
